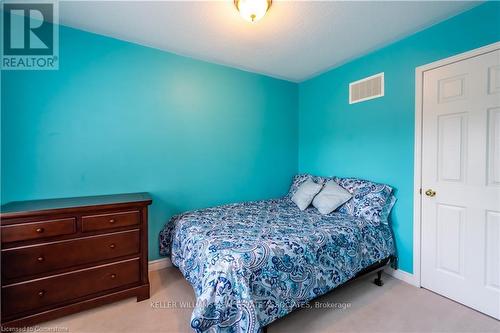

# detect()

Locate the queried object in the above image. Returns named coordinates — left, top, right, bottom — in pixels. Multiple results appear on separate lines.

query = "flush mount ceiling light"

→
left=234, top=0, right=272, bottom=23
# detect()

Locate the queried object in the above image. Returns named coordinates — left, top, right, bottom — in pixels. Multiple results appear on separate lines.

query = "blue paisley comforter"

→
left=159, top=198, right=395, bottom=333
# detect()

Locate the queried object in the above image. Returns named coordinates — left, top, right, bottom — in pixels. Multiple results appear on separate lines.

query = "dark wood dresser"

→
left=0, top=193, right=152, bottom=327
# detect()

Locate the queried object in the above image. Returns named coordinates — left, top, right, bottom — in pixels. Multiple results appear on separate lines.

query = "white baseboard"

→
left=148, top=258, right=172, bottom=271
left=385, top=267, right=420, bottom=287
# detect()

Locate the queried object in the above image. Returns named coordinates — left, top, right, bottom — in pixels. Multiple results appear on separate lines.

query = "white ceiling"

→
left=59, top=1, right=480, bottom=82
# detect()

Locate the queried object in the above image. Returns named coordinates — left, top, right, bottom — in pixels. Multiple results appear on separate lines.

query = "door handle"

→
left=425, top=189, right=436, bottom=197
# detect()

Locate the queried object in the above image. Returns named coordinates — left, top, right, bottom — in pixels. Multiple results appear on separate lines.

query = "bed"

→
left=159, top=190, right=396, bottom=333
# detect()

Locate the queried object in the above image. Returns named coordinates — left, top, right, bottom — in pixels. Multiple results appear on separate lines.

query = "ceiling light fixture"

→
left=234, top=0, right=272, bottom=23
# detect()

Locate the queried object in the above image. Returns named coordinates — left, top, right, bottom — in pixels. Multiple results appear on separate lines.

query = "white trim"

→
left=385, top=268, right=419, bottom=287
left=349, top=72, right=384, bottom=104
left=413, top=41, right=500, bottom=288
left=148, top=258, right=172, bottom=272
left=413, top=59, right=424, bottom=288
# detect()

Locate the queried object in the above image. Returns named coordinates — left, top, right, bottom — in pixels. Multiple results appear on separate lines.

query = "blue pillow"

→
left=333, top=177, right=393, bottom=224
left=380, top=195, right=397, bottom=224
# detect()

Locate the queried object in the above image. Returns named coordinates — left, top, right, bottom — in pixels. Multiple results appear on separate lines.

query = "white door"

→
left=421, top=47, right=500, bottom=320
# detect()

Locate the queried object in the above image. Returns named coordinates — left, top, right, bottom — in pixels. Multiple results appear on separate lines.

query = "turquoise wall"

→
left=298, top=2, right=500, bottom=273
left=1, top=25, right=298, bottom=260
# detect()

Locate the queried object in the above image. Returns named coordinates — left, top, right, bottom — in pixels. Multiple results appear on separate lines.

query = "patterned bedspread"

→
left=159, top=198, right=395, bottom=333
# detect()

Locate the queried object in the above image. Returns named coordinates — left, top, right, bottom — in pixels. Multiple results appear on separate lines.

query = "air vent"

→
left=349, top=73, right=384, bottom=104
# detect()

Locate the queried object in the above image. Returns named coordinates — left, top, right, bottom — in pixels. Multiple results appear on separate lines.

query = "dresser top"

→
left=1, top=193, right=152, bottom=219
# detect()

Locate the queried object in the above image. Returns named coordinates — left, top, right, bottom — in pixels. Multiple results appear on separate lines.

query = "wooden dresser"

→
left=0, top=193, right=152, bottom=327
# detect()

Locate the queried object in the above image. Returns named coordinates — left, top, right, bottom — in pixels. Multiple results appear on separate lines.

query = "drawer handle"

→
left=36, top=227, right=44, bottom=233
left=109, top=243, right=116, bottom=249
left=37, top=256, right=45, bottom=262
left=110, top=273, right=117, bottom=279
left=38, top=290, right=46, bottom=297
left=109, top=219, right=116, bottom=224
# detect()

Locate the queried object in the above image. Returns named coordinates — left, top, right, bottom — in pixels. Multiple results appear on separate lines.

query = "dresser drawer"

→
left=2, top=258, right=140, bottom=316
left=2, top=230, right=140, bottom=280
left=81, top=211, right=140, bottom=232
left=1, top=218, right=76, bottom=243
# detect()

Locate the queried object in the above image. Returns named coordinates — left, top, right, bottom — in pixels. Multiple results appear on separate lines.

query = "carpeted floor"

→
left=39, top=267, right=499, bottom=333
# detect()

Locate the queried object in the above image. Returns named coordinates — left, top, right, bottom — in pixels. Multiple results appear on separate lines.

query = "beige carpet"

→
left=40, top=267, right=499, bottom=333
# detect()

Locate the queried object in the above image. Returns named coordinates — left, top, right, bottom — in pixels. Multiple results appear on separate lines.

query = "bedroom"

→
left=0, top=0, right=499, bottom=332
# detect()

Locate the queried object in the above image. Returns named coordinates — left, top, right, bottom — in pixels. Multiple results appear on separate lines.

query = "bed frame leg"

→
left=374, top=270, right=384, bottom=286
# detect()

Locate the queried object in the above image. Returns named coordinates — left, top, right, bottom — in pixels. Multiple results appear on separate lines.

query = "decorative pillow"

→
left=379, top=195, right=397, bottom=223
left=287, top=174, right=329, bottom=198
left=291, top=179, right=323, bottom=211
left=312, top=180, right=352, bottom=215
left=333, top=177, right=393, bottom=224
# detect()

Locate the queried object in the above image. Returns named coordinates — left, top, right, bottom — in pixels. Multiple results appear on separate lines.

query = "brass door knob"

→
left=36, top=227, right=44, bottom=233
left=425, top=189, right=436, bottom=197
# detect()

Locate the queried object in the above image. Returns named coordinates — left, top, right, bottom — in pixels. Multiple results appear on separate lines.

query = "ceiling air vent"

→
left=349, top=73, right=384, bottom=104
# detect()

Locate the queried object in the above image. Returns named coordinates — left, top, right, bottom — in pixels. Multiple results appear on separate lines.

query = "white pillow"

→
left=291, top=179, right=323, bottom=211
left=312, top=180, right=352, bottom=215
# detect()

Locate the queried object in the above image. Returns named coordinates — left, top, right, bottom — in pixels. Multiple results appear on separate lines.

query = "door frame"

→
left=413, top=41, right=500, bottom=287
